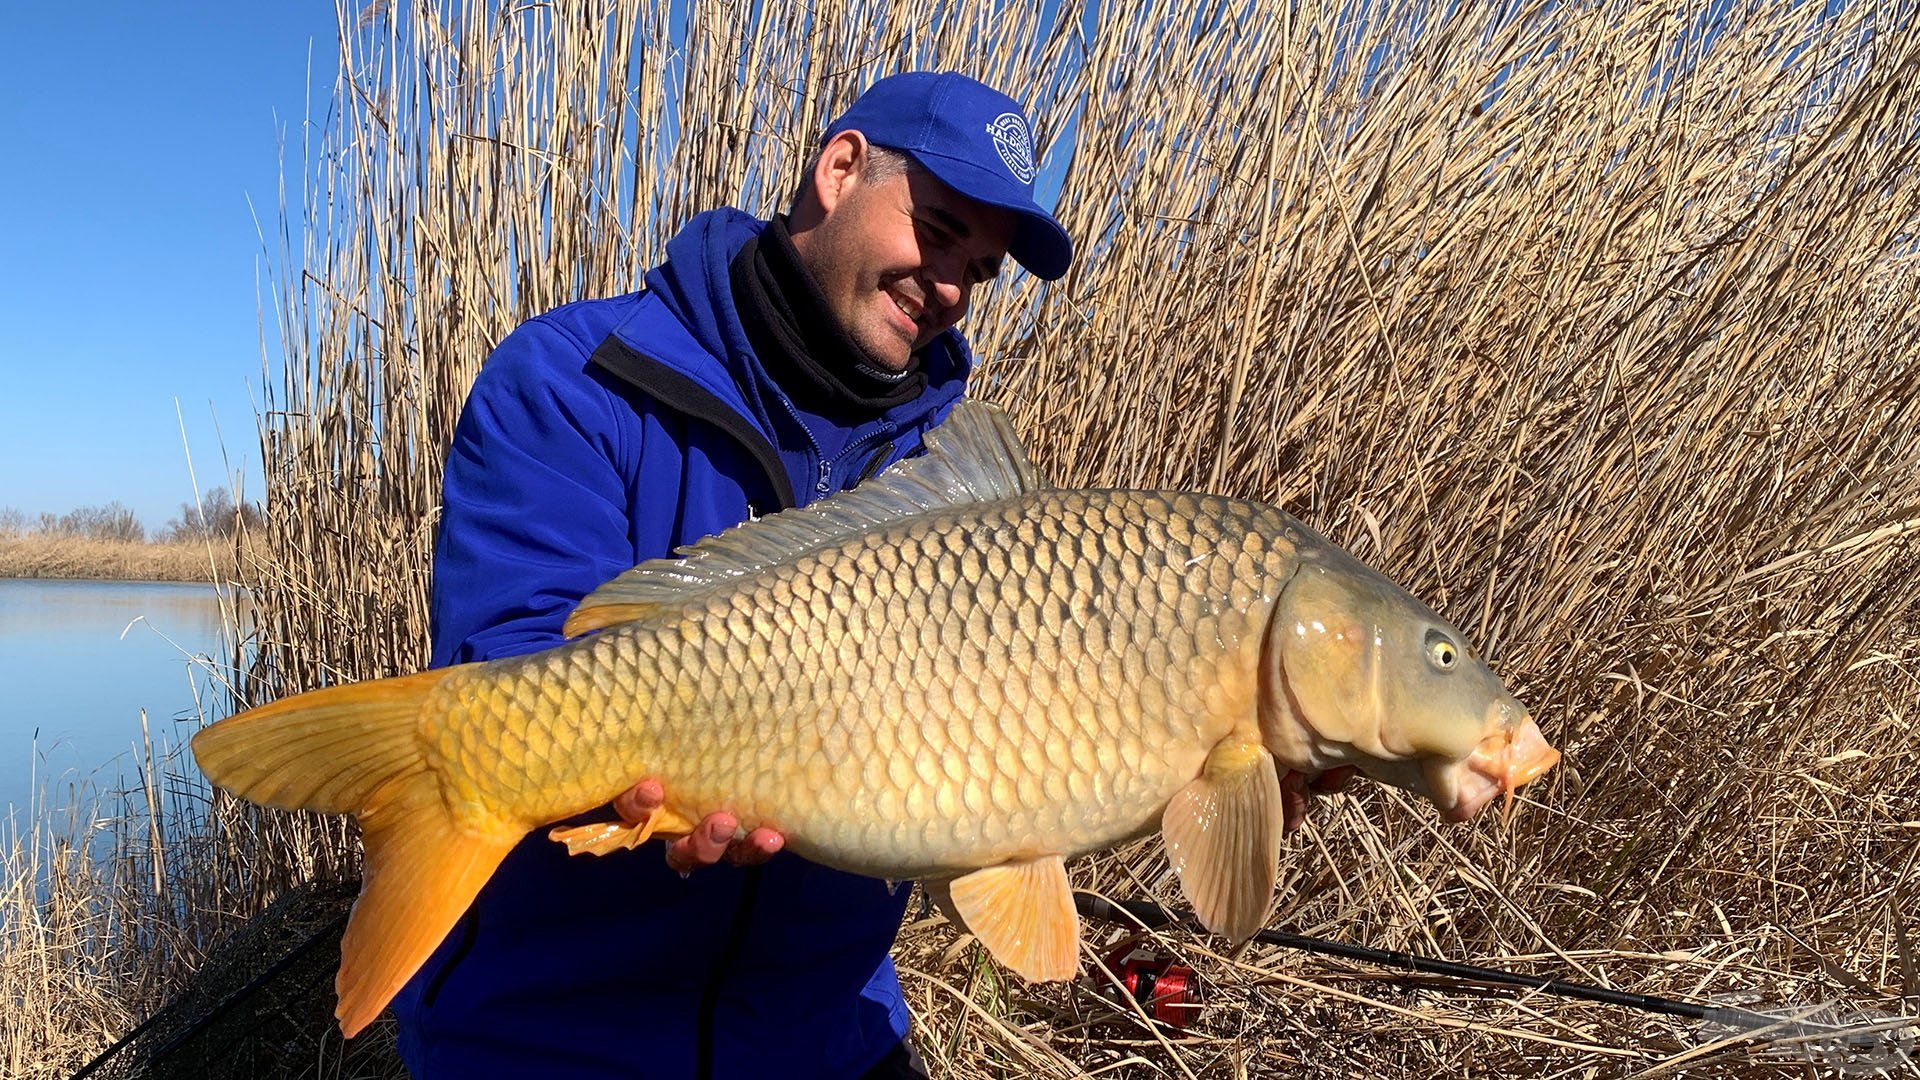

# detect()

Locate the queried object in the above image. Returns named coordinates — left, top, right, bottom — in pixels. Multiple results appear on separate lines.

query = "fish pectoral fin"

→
left=1161, top=735, right=1286, bottom=944
left=947, top=856, right=1080, bottom=982
left=547, top=806, right=697, bottom=856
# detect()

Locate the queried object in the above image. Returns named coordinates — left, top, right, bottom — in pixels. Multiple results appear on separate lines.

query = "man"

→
left=392, top=72, right=1070, bottom=1079
left=393, top=69, right=1348, bottom=1078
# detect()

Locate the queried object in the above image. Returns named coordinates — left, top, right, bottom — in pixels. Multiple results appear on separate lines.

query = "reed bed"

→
left=8, top=0, right=1919, bottom=1075
left=0, top=536, right=236, bottom=583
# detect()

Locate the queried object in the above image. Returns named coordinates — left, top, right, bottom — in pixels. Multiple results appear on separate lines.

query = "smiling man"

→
left=788, top=151, right=1018, bottom=368
left=390, top=73, right=1071, bottom=1079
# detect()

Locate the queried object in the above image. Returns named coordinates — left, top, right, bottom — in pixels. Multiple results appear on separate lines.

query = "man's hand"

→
left=613, top=778, right=785, bottom=873
left=1279, top=765, right=1358, bottom=833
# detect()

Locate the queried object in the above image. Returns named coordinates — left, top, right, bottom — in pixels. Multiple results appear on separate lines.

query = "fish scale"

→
left=429, top=490, right=1292, bottom=878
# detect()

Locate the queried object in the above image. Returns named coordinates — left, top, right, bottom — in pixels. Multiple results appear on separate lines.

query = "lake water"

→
left=0, top=578, right=233, bottom=816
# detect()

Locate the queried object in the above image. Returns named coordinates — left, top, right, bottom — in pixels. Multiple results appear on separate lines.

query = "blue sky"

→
left=0, top=3, right=340, bottom=532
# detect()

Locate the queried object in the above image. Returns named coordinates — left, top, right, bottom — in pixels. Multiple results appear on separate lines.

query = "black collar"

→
left=728, top=215, right=927, bottom=415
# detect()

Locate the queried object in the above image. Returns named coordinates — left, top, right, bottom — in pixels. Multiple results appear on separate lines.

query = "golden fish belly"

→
left=428, top=490, right=1300, bottom=878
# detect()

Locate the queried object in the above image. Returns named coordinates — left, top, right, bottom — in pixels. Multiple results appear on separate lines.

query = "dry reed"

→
left=0, top=536, right=237, bottom=584
left=8, top=0, right=1919, bottom=1076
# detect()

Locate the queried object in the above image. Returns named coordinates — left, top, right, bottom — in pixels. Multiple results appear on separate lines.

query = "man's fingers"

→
left=1280, top=769, right=1309, bottom=834
left=613, top=777, right=665, bottom=824
left=726, top=827, right=785, bottom=866
left=616, top=783, right=779, bottom=872
left=666, top=812, right=738, bottom=873
left=1278, top=766, right=1357, bottom=834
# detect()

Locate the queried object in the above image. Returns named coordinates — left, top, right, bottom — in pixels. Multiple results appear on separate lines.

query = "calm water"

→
left=0, top=578, right=232, bottom=815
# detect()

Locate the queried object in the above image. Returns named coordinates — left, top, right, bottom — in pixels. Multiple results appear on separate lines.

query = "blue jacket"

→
left=392, top=208, right=971, bottom=1078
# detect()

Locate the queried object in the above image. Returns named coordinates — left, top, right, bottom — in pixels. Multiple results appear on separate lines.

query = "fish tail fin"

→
left=190, top=668, right=453, bottom=815
left=190, top=668, right=519, bottom=1037
left=335, top=780, right=517, bottom=1036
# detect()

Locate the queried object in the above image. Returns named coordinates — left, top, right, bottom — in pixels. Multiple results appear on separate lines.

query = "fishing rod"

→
left=70, top=888, right=1907, bottom=1077
left=1074, top=892, right=1905, bottom=1042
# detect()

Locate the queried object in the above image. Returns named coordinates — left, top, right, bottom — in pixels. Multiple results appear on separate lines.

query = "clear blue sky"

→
left=0, top=3, right=340, bottom=532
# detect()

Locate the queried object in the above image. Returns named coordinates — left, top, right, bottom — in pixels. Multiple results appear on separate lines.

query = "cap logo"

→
left=985, top=112, right=1037, bottom=185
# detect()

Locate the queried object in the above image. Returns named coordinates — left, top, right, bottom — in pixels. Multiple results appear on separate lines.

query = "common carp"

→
left=192, top=401, right=1559, bottom=1036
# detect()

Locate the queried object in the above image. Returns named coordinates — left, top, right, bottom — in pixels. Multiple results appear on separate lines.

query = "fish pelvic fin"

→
left=190, top=668, right=516, bottom=1038
left=1162, top=734, right=1286, bottom=944
left=563, top=400, right=1046, bottom=637
left=547, top=804, right=697, bottom=856
left=947, top=855, right=1080, bottom=981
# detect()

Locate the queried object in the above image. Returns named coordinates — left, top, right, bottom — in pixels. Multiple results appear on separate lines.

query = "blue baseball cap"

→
left=823, top=71, right=1074, bottom=281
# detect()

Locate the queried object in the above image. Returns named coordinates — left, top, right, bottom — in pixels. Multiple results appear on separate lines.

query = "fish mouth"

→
left=1440, top=714, right=1561, bottom=823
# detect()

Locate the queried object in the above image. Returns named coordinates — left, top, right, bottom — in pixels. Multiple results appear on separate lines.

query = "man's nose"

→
left=928, top=274, right=964, bottom=313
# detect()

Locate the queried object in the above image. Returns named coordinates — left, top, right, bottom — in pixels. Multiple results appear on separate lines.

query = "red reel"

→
left=1100, top=940, right=1203, bottom=1028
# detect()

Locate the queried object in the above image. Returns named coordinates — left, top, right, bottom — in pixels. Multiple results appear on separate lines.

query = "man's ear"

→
left=811, top=130, right=871, bottom=216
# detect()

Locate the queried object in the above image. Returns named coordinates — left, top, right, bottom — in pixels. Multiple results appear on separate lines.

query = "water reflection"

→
left=0, top=579, right=232, bottom=813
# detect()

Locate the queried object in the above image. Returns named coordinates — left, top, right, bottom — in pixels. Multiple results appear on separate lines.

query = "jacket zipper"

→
left=587, top=337, right=800, bottom=1078
left=772, top=391, right=834, bottom=498
left=835, top=422, right=897, bottom=489
left=772, top=388, right=899, bottom=499
left=650, top=387, right=884, bottom=1076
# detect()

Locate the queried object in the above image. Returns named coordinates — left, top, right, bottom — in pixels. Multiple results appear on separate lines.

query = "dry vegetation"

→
left=0, top=492, right=256, bottom=583
left=9, top=0, right=1920, bottom=1076
left=0, top=535, right=231, bottom=583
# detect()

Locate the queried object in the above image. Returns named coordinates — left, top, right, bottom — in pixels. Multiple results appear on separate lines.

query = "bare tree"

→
left=162, top=487, right=262, bottom=541
left=35, top=502, right=145, bottom=542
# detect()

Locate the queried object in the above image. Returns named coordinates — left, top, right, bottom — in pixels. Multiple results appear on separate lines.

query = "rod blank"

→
left=1073, top=893, right=1833, bottom=1034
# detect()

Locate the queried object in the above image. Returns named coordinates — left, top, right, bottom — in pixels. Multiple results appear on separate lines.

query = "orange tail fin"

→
left=191, top=669, right=520, bottom=1037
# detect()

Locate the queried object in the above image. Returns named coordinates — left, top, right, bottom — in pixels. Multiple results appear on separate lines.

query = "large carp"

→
left=192, top=401, right=1559, bottom=1036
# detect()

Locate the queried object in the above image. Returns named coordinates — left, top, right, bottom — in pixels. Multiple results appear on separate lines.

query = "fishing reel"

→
left=1096, top=939, right=1203, bottom=1028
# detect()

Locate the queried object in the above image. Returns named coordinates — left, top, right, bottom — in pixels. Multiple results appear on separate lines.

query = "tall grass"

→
left=9, top=0, right=1919, bottom=1075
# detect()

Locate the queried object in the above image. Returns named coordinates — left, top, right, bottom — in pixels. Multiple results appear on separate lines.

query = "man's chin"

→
left=854, top=327, right=917, bottom=372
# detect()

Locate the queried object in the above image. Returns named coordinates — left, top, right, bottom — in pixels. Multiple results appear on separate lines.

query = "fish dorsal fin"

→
left=562, top=401, right=1043, bottom=636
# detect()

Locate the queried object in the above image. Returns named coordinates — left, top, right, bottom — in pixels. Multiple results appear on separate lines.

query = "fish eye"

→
left=1424, top=629, right=1459, bottom=671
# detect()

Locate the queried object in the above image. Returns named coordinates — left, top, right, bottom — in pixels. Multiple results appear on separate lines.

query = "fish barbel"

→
left=192, top=401, right=1560, bottom=1036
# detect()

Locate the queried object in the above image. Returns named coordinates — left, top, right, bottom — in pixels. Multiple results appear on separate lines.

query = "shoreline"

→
left=0, top=568, right=226, bottom=584
left=0, top=536, right=238, bottom=584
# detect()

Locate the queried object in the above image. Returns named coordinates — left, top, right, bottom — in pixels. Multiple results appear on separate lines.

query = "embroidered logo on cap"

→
left=985, top=112, right=1037, bottom=184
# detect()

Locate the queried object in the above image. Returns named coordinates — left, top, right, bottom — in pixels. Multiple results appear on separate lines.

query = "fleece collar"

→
left=628, top=208, right=970, bottom=441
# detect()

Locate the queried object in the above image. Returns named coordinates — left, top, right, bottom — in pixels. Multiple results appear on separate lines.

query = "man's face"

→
left=792, top=139, right=1018, bottom=372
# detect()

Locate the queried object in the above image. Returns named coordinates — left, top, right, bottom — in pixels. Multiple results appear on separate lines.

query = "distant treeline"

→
left=0, top=487, right=261, bottom=545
